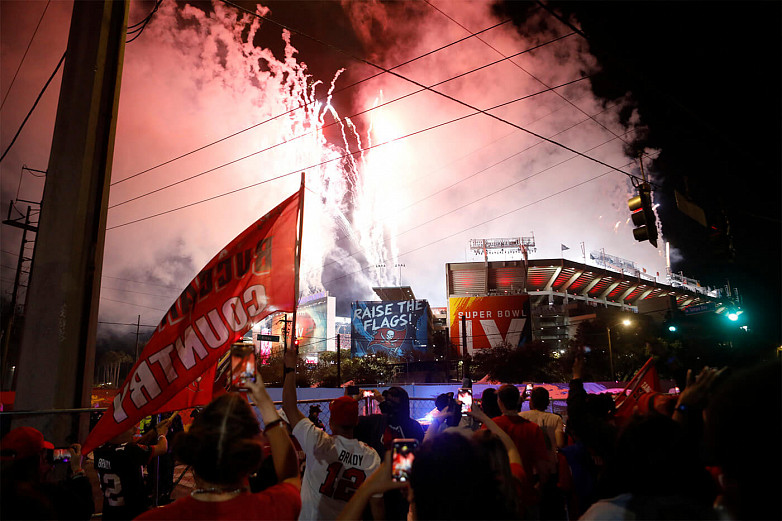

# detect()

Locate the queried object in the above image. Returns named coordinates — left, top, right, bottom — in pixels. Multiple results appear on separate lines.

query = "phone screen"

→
left=457, top=388, right=472, bottom=414
left=230, top=343, right=256, bottom=390
left=52, top=448, right=71, bottom=464
left=362, top=390, right=374, bottom=398
left=392, top=439, right=417, bottom=482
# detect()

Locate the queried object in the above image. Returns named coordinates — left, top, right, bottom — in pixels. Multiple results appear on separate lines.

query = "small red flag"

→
left=614, top=357, right=661, bottom=419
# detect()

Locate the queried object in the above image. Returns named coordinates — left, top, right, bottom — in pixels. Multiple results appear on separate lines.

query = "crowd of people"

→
left=0, top=352, right=779, bottom=520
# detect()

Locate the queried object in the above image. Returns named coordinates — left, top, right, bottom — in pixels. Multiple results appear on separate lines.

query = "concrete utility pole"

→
left=13, top=1, right=128, bottom=444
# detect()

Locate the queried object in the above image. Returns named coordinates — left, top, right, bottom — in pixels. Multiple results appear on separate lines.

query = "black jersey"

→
left=94, top=442, right=154, bottom=520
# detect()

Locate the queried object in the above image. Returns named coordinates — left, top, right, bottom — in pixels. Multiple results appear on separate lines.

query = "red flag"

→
left=83, top=190, right=301, bottom=454
left=614, top=357, right=661, bottom=419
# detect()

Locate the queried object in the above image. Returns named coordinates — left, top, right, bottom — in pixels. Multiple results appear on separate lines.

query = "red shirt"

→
left=135, top=482, right=301, bottom=520
left=489, top=414, right=549, bottom=479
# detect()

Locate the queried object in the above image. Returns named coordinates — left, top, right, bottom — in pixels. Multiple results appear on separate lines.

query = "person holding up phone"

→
left=338, top=428, right=516, bottom=520
left=1, top=427, right=94, bottom=520
left=137, top=370, right=301, bottom=520
left=282, top=343, right=381, bottom=521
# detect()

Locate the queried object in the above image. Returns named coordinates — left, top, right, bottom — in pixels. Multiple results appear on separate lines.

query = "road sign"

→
left=683, top=302, right=716, bottom=315
left=257, top=334, right=280, bottom=342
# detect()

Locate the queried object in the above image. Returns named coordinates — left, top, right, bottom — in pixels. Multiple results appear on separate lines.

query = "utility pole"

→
left=2, top=205, right=35, bottom=389
left=134, top=315, right=141, bottom=361
left=13, top=1, right=129, bottom=444
left=336, top=334, right=341, bottom=388
left=280, top=314, right=291, bottom=381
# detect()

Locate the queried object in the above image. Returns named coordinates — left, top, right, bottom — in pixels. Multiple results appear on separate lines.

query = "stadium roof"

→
left=372, top=286, right=416, bottom=301
left=524, top=259, right=716, bottom=309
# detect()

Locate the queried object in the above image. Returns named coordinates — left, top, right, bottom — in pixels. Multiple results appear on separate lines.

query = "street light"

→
left=606, top=319, right=632, bottom=382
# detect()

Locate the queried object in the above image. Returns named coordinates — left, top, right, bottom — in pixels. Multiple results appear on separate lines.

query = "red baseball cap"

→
left=329, top=396, right=359, bottom=427
left=0, top=426, right=54, bottom=460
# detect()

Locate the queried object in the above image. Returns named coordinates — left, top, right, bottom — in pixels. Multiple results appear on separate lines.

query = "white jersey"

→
left=293, top=418, right=381, bottom=521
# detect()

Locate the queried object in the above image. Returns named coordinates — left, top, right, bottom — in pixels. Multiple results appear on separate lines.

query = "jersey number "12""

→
left=318, top=461, right=366, bottom=501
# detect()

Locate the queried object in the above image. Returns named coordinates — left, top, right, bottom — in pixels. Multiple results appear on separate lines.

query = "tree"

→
left=471, top=340, right=560, bottom=383
left=97, top=350, right=133, bottom=387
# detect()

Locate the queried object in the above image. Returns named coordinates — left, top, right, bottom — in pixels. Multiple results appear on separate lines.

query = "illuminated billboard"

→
left=248, top=294, right=336, bottom=361
left=351, top=300, right=429, bottom=357
left=448, top=295, right=531, bottom=356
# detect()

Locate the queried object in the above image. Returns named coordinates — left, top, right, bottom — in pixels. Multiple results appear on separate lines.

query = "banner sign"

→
left=83, top=190, right=301, bottom=454
left=448, top=295, right=530, bottom=356
left=351, top=300, right=429, bottom=357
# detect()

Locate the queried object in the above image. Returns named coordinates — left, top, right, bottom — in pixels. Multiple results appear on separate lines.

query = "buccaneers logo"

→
left=367, top=327, right=407, bottom=351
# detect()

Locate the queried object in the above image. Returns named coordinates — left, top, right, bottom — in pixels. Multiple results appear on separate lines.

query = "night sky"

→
left=1, top=1, right=779, bottom=352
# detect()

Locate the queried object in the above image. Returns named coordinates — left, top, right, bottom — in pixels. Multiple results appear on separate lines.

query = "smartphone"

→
left=526, top=384, right=533, bottom=394
left=230, top=342, right=256, bottom=389
left=52, top=448, right=71, bottom=464
left=392, top=439, right=418, bottom=482
left=362, top=390, right=374, bottom=398
left=457, top=388, right=472, bottom=415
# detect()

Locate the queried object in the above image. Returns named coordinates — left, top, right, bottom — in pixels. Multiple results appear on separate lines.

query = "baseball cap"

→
left=309, top=404, right=322, bottom=413
left=329, top=396, right=358, bottom=427
left=0, top=426, right=54, bottom=461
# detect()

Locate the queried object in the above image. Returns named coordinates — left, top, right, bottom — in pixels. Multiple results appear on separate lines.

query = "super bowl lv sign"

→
left=448, top=295, right=531, bottom=356
left=351, top=300, right=429, bottom=357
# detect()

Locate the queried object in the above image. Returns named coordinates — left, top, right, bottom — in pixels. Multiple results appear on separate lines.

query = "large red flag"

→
left=614, top=357, right=661, bottom=418
left=83, top=190, right=301, bottom=454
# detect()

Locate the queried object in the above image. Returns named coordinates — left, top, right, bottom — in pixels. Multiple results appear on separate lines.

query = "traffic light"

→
left=708, top=211, right=735, bottom=260
left=628, top=183, right=658, bottom=247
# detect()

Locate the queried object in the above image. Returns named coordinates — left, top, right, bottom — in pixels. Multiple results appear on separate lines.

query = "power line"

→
left=424, top=0, right=640, bottom=152
left=110, top=16, right=514, bottom=186
left=100, top=297, right=167, bottom=312
left=98, top=320, right=158, bottom=328
left=327, top=99, right=629, bottom=248
left=0, top=52, right=66, bottom=164
left=102, top=285, right=178, bottom=299
left=320, top=126, right=639, bottom=273
left=321, top=156, right=658, bottom=288
left=101, top=274, right=183, bottom=291
left=106, top=74, right=590, bottom=230
left=109, top=36, right=582, bottom=210
left=221, top=0, right=643, bottom=183
left=126, top=0, right=163, bottom=44
left=0, top=0, right=51, bottom=111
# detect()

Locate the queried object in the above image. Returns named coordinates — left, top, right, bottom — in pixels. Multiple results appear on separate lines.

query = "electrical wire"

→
left=320, top=155, right=659, bottom=288
left=98, top=320, right=158, bottom=328
left=102, top=285, right=179, bottom=299
left=109, top=44, right=584, bottom=210
left=101, top=274, right=183, bottom=291
left=100, top=296, right=167, bottom=312
left=0, top=52, right=66, bottom=164
left=220, top=0, right=643, bottom=183
left=0, top=0, right=51, bottom=111
left=424, top=0, right=642, bottom=153
left=110, top=15, right=515, bottom=186
left=106, top=73, right=591, bottom=230
left=326, top=99, right=629, bottom=248
left=319, top=126, right=639, bottom=273
left=126, top=0, right=163, bottom=44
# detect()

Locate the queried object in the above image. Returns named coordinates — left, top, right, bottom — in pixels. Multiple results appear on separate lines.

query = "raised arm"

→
left=469, top=406, right=522, bottom=466
left=282, top=344, right=305, bottom=428
left=150, top=413, right=176, bottom=457
left=337, top=451, right=406, bottom=521
left=247, top=371, right=300, bottom=489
